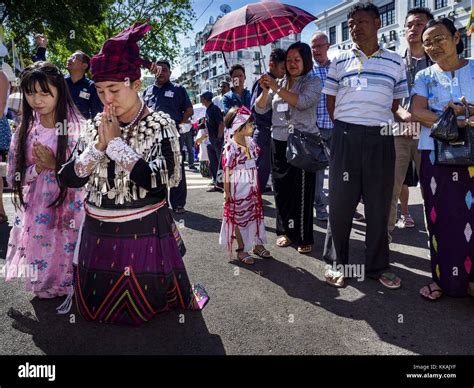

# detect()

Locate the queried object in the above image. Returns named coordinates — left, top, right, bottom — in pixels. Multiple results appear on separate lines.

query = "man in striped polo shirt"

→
left=323, top=2, right=408, bottom=290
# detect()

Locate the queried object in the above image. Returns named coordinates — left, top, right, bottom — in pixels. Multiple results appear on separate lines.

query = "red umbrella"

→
left=203, top=1, right=316, bottom=54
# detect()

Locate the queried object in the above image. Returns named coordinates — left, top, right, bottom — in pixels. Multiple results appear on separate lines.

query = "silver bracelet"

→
left=89, top=144, right=105, bottom=161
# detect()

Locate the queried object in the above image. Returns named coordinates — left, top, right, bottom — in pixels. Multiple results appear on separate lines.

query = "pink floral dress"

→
left=5, top=119, right=85, bottom=298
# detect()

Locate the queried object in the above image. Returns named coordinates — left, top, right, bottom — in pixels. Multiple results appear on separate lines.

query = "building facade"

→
left=315, top=0, right=472, bottom=59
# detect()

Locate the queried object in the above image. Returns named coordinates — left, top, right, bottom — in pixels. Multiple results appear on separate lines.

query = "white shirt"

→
left=212, top=95, right=224, bottom=112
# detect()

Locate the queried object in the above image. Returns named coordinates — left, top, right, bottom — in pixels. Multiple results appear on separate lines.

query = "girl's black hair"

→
left=422, top=17, right=464, bottom=55
left=13, top=61, right=79, bottom=209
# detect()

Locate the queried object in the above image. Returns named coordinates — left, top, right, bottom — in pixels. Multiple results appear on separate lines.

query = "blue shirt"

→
left=32, top=47, right=46, bottom=62
left=310, top=60, right=333, bottom=129
left=65, top=75, right=103, bottom=120
left=143, top=81, right=193, bottom=126
left=412, top=60, right=474, bottom=150
left=222, top=88, right=251, bottom=114
left=250, top=73, right=273, bottom=128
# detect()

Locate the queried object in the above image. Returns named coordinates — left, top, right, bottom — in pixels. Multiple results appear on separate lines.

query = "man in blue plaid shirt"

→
left=310, top=32, right=333, bottom=221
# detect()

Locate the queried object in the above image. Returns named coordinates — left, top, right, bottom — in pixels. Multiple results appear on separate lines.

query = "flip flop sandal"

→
left=324, top=270, right=346, bottom=288
left=276, top=236, right=292, bottom=247
left=420, top=284, right=443, bottom=301
left=379, top=272, right=402, bottom=289
left=253, top=247, right=272, bottom=259
left=297, top=245, right=312, bottom=254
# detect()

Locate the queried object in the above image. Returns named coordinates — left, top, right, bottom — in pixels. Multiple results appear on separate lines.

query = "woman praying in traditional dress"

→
left=59, top=23, right=209, bottom=325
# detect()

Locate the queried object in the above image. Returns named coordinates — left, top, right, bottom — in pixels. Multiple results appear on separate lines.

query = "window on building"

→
left=379, top=2, right=395, bottom=27
left=342, top=21, right=349, bottom=41
left=329, top=26, right=336, bottom=45
left=413, top=0, right=426, bottom=7
left=435, top=0, right=447, bottom=9
left=460, top=28, right=472, bottom=59
left=237, top=51, right=243, bottom=59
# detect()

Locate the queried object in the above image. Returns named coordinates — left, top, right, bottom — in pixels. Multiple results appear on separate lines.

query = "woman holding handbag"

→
left=411, top=17, right=474, bottom=300
left=255, top=42, right=321, bottom=254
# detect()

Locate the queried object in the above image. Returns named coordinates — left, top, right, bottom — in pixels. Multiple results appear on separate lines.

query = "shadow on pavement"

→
left=232, top=236, right=474, bottom=355
left=173, top=210, right=222, bottom=233
left=7, top=300, right=225, bottom=355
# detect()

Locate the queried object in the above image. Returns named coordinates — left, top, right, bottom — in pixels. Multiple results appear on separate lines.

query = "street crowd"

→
left=0, top=2, right=473, bottom=326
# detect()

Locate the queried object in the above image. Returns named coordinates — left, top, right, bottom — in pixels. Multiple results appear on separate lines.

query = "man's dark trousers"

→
left=207, top=137, right=224, bottom=188
left=253, top=125, right=272, bottom=190
left=325, top=120, right=395, bottom=278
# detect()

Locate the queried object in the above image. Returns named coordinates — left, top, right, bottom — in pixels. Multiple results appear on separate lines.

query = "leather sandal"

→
left=253, top=246, right=272, bottom=259
left=236, top=248, right=254, bottom=265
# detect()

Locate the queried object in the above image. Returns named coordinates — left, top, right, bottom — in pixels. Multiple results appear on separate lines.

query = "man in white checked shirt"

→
left=322, top=2, right=408, bottom=290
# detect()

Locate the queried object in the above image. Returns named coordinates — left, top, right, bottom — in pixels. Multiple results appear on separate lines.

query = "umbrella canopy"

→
left=203, top=1, right=316, bottom=52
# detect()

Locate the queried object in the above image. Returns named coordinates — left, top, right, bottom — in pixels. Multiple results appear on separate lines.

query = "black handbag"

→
left=430, top=107, right=459, bottom=142
left=286, top=124, right=329, bottom=172
left=434, top=125, right=474, bottom=166
left=431, top=102, right=474, bottom=166
left=281, top=82, right=329, bottom=172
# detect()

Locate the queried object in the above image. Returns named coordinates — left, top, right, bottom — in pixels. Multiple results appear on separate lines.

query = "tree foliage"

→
left=104, top=0, right=195, bottom=63
left=1, top=0, right=112, bottom=69
left=1, top=0, right=194, bottom=71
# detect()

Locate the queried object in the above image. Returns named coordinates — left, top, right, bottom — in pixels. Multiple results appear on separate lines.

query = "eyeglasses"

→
left=422, top=35, right=449, bottom=49
left=311, top=44, right=329, bottom=50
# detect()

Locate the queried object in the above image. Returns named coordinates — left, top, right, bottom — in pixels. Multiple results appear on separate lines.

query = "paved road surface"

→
left=0, top=168, right=473, bottom=355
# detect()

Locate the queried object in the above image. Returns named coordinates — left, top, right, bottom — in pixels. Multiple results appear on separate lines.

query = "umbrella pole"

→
left=258, top=45, right=267, bottom=73
left=257, top=32, right=267, bottom=74
left=221, top=50, right=229, bottom=69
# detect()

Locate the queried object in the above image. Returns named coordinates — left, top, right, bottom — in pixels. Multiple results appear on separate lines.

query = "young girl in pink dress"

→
left=219, top=106, right=271, bottom=265
left=6, top=62, right=85, bottom=299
